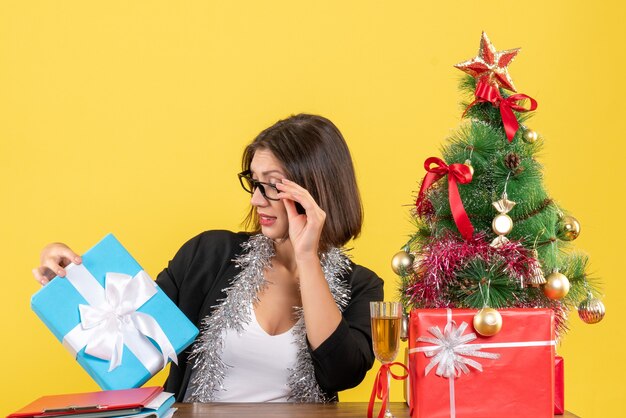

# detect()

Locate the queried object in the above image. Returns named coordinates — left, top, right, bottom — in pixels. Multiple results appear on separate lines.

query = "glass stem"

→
left=385, top=363, right=392, bottom=416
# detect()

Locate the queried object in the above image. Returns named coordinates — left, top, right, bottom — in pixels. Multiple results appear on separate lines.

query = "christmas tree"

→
left=395, top=32, right=605, bottom=338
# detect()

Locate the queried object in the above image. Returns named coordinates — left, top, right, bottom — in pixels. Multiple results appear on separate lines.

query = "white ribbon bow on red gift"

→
left=62, top=264, right=178, bottom=373
left=416, top=320, right=500, bottom=378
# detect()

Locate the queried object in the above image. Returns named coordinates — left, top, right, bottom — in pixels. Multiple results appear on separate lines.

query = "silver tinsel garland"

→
left=184, top=234, right=352, bottom=403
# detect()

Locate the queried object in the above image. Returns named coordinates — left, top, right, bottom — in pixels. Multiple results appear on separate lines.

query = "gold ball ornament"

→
left=473, top=308, right=503, bottom=337
left=412, top=254, right=427, bottom=275
left=391, top=251, right=414, bottom=275
left=522, top=129, right=538, bottom=143
left=464, top=159, right=475, bottom=176
left=578, top=297, right=606, bottom=324
left=492, top=213, right=513, bottom=235
left=543, top=272, right=570, bottom=300
left=557, top=215, right=581, bottom=241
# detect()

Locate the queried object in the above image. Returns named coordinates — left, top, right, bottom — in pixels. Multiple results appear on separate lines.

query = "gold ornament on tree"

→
left=578, top=293, right=606, bottom=324
left=473, top=307, right=503, bottom=337
left=391, top=250, right=414, bottom=275
left=464, top=146, right=476, bottom=178
left=491, top=192, right=516, bottom=248
left=522, top=128, right=538, bottom=143
left=557, top=215, right=581, bottom=241
left=528, top=249, right=547, bottom=287
left=464, top=159, right=475, bottom=176
left=543, top=270, right=570, bottom=300
left=412, top=254, right=426, bottom=275
left=473, top=279, right=502, bottom=337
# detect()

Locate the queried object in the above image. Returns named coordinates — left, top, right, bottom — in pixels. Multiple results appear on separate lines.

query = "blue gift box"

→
left=31, top=234, right=199, bottom=390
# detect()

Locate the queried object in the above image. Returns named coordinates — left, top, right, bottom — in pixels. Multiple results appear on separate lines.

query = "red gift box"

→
left=554, top=355, right=564, bottom=414
left=408, top=308, right=555, bottom=418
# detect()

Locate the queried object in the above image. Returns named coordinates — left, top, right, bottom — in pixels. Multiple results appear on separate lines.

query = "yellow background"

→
left=1, top=1, right=624, bottom=417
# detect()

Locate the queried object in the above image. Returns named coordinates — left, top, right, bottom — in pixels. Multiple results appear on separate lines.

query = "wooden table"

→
left=174, top=402, right=580, bottom=417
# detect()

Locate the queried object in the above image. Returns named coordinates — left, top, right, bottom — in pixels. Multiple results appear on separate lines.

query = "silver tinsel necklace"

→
left=184, top=234, right=351, bottom=403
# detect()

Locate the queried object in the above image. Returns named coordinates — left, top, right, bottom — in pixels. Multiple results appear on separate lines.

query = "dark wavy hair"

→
left=242, top=114, right=363, bottom=252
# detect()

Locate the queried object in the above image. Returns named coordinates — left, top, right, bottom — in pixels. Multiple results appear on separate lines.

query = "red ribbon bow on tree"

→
left=466, top=80, right=538, bottom=141
left=367, top=362, right=410, bottom=418
left=415, top=157, right=474, bottom=240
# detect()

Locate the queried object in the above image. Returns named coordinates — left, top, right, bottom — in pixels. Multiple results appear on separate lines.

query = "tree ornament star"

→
left=455, top=32, right=520, bottom=92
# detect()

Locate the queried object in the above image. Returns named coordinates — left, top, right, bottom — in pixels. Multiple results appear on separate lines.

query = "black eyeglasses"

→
left=237, top=171, right=280, bottom=201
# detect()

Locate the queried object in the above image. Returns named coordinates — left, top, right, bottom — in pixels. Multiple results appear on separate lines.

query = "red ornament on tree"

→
left=456, top=32, right=537, bottom=141
left=455, top=31, right=520, bottom=92
left=415, top=157, right=474, bottom=240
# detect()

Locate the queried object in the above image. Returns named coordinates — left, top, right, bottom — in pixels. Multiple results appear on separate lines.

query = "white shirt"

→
left=211, top=304, right=298, bottom=402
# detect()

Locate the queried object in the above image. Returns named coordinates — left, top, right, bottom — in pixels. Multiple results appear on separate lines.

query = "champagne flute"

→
left=370, top=301, right=402, bottom=418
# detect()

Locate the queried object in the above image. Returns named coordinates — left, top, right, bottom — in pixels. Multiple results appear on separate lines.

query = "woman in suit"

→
left=33, top=113, right=384, bottom=402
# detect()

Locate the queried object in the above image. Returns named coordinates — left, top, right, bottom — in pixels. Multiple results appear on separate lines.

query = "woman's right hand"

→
left=32, top=243, right=82, bottom=285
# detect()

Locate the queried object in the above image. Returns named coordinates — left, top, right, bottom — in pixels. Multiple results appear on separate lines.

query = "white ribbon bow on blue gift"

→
left=416, top=320, right=500, bottom=378
left=62, top=264, right=178, bottom=373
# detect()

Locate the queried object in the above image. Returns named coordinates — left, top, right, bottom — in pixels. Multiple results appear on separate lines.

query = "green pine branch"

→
left=449, top=259, right=526, bottom=309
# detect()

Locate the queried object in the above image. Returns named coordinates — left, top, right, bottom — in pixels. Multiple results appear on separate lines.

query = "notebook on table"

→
left=8, top=387, right=163, bottom=418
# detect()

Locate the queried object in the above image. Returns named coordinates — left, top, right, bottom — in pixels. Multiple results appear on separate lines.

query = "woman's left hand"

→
left=276, top=179, right=326, bottom=259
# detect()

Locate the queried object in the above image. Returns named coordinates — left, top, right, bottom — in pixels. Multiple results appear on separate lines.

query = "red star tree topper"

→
left=455, top=32, right=520, bottom=92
